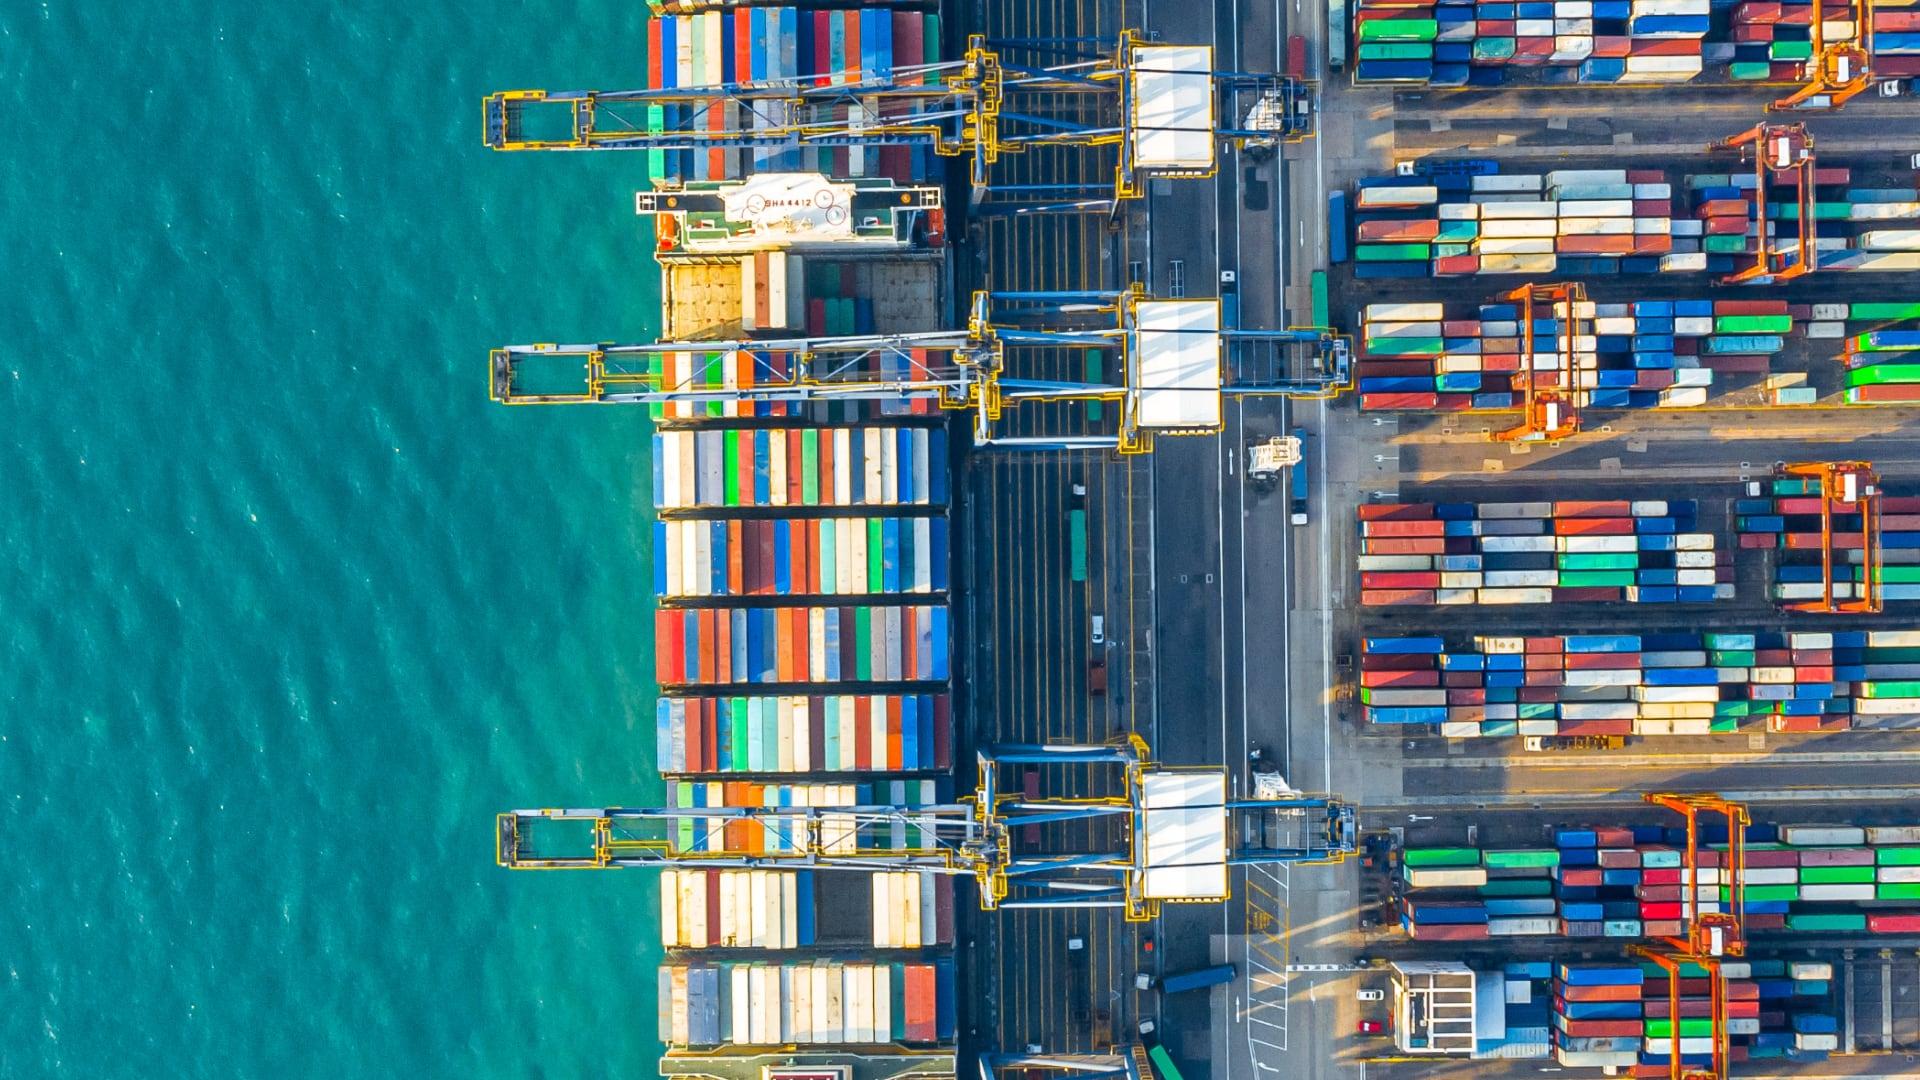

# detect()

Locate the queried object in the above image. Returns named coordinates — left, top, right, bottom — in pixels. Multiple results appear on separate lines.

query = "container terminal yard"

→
left=481, top=0, right=1920, bottom=1076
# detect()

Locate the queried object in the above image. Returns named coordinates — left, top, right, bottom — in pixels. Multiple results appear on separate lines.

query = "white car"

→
left=1356, top=988, right=1385, bottom=1002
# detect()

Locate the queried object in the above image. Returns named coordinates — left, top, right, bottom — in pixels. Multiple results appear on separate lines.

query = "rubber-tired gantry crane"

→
left=1492, top=281, right=1589, bottom=444
left=483, top=31, right=1313, bottom=215
left=1777, top=460, right=1884, bottom=614
left=1710, top=123, right=1818, bottom=285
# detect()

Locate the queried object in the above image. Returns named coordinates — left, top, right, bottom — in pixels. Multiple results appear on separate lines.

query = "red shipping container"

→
left=1637, top=885, right=1682, bottom=902
left=1632, top=198, right=1669, bottom=216
left=1441, top=319, right=1482, bottom=336
left=1525, top=637, right=1565, bottom=653
left=1522, top=673, right=1564, bottom=690
left=1448, top=688, right=1488, bottom=705
left=1846, top=383, right=1920, bottom=403
left=1362, top=589, right=1437, bottom=606
left=1746, top=913, right=1786, bottom=931
left=1482, top=353, right=1522, bottom=372
left=1592, top=827, right=1634, bottom=846
left=1558, top=719, right=1631, bottom=735
left=1631, top=236, right=1674, bottom=255
left=1558, top=867, right=1604, bottom=887
left=1732, top=23, right=1775, bottom=41
left=904, top=964, right=938, bottom=1042
left=1443, top=671, right=1485, bottom=688
left=1362, top=669, right=1441, bottom=688
left=1434, top=254, right=1480, bottom=275
left=1524, top=653, right=1563, bottom=670
left=1559, top=982, right=1641, bottom=1001
left=1714, top=299, right=1790, bottom=316
left=1632, top=37, right=1702, bottom=54
left=1451, top=706, right=1488, bottom=723
left=1640, top=902, right=1683, bottom=920
left=1362, top=572, right=1442, bottom=590
left=1869, top=913, right=1920, bottom=934
left=1558, top=500, right=1632, bottom=517
left=1359, top=502, right=1437, bottom=521
left=1432, top=393, right=1476, bottom=411
left=1359, top=218, right=1441, bottom=241
left=1644, top=919, right=1684, bottom=937
left=1592, top=34, right=1633, bottom=55
left=1566, top=652, right=1642, bottom=670
left=1407, top=922, right=1490, bottom=941
left=1365, top=537, right=1448, bottom=556
left=1555, top=517, right=1635, bottom=536
left=1634, top=372, right=1677, bottom=391
left=1367, top=518, right=1443, bottom=534
left=1557, top=235, right=1637, bottom=255
left=1558, top=1019, right=1642, bottom=1037
left=1745, top=849, right=1800, bottom=868
left=1478, top=17, right=1517, bottom=32
left=1361, top=392, right=1441, bottom=409
left=1698, top=198, right=1750, bottom=217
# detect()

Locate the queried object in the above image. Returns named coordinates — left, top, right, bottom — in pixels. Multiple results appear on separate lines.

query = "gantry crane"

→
left=489, top=288, right=1352, bottom=454
left=1627, top=792, right=1750, bottom=1080
left=497, top=735, right=1356, bottom=923
left=1493, top=282, right=1588, bottom=444
left=1779, top=460, right=1884, bottom=613
left=1710, top=124, right=1817, bottom=284
left=1771, top=0, right=1876, bottom=111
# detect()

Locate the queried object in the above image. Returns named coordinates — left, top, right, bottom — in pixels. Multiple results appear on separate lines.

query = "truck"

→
left=1138, top=963, right=1237, bottom=994
left=1220, top=270, right=1239, bottom=330
left=1069, top=482, right=1088, bottom=582
left=1290, top=432, right=1311, bottom=526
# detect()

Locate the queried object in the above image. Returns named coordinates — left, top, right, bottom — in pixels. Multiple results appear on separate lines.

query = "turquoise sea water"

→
left=4, top=4, right=664, bottom=1076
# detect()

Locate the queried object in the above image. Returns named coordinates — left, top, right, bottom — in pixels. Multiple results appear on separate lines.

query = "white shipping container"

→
left=1659, top=386, right=1709, bottom=407
left=1518, top=718, right=1559, bottom=735
left=1440, top=720, right=1484, bottom=738
left=1847, top=202, right=1920, bottom=221
left=1480, top=219, right=1561, bottom=240
left=1558, top=217, right=1634, bottom=236
left=1478, top=253, right=1560, bottom=273
left=1661, top=251, right=1710, bottom=272
left=1849, top=697, right=1920, bottom=715
left=1482, top=536, right=1556, bottom=553
left=1440, top=572, right=1484, bottom=589
left=1675, top=551, right=1717, bottom=568
left=1488, top=917, right=1558, bottom=936
left=1367, top=320, right=1445, bottom=338
left=1566, top=669, right=1642, bottom=687
left=1357, top=185, right=1438, bottom=209
left=1744, top=866, right=1799, bottom=885
left=1483, top=570, right=1558, bottom=588
left=1358, top=554, right=1436, bottom=571
left=1675, top=569, right=1717, bottom=586
left=1551, top=36, right=1594, bottom=61
left=1561, top=701, right=1638, bottom=720
left=1479, top=237, right=1557, bottom=255
left=1807, top=321, right=1845, bottom=339
left=1406, top=867, right=1489, bottom=888
left=1479, top=199, right=1559, bottom=219
left=1439, top=202, right=1481, bottom=220
left=1781, top=825, right=1867, bottom=845
left=1558, top=199, right=1633, bottom=217
left=1868, top=825, right=1920, bottom=843
left=1561, top=536, right=1638, bottom=554
left=1634, top=685, right=1720, bottom=702
left=1869, top=630, right=1920, bottom=647
left=1472, top=174, right=1545, bottom=193
left=1879, top=866, right=1920, bottom=883
left=1367, top=302, right=1446, bottom=321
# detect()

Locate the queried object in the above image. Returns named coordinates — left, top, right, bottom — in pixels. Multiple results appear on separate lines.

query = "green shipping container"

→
left=1559, top=570, right=1635, bottom=587
left=801, top=429, right=820, bottom=505
left=1484, top=849, right=1560, bottom=869
left=1849, top=302, right=1920, bottom=320
left=854, top=607, right=873, bottom=680
left=1365, top=337, right=1446, bottom=357
left=1800, top=865, right=1874, bottom=884
left=1770, top=39, right=1814, bottom=60
left=1859, top=680, right=1920, bottom=698
left=1848, top=364, right=1920, bottom=387
left=1878, top=882, right=1920, bottom=899
left=1866, top=646, right=1920, bottom=663
left=1856, top=566, right=1920, bottom=584
left=724, top=432, right=743, bottom=506
left=1734, top=884, right=1799, bottom=902
left=1768, top=202, right=1851, bottom=221
left=1876, top=847, right=1920, bottom=865
left=1357, top=243, right=1432, bottom=262
left=1645, top=1018, right=1714, bottom=1038
left=1437, top=221, right=1479, bottom=242
left=1559, top=553, right=1639, bottom=571
left=1404, top=847, right=1481, bottom=867
left=1640, top=960, right=1713, bottom=979
left=1358, top=17, right=1439, bottom=40
left=1715, top=314, right=1793, bottom=334
left=1729, top=60, right=1771, bottom=79
left=1358, top=41, right=1434, bottom=59
left=1473, top=37, right=1517, bottom=59
left=1704, top=235, right=1749, bottom=254
left=1711, top=650, right=1757, bottom=667
left=868, top=518, right=885, bottom=590
left=1787, top=912, right=1867, bottom=931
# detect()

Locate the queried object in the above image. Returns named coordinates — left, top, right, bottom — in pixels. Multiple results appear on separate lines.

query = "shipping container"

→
left=657, top=692, right=953, bottom=772
left=653, top=425, right=949, bottom=510
left=658, top=867, right=955, bottom=950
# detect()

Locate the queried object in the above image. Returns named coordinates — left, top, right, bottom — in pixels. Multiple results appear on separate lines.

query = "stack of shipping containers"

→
left=648, top=403, right=956, bottom=1058
left=1548, top=961, right=1842, bottom=1069
left=1360, top=631, right=1879, bottom=737
left=1737, top=480, right=1920, bottom=604
left=1355, top=299, right=1767, bottom=412
left=1358, top=500, right=1724, bottom=606
left=643, top=6, right=943, bottom=184
left=1349, top=163, right=1920, bottom=279
left=1349, top=0, right=1920, bottom=85
left=1399, top=823, right=1920, bottom=941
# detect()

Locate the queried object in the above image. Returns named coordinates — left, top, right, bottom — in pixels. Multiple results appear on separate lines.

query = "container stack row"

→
left=1549, top=961, right=1841, bottom=1070
left=656, top=692, right=952, bottom=773
left=654, top=516, right=950, bottom=599
left=664, top=778, right=948, bottom=855
left=1737, top=480, right=1920, bottom=604
left=1358, top=499, right=1723, bottom=606
left=654, top=605, right=950, bottom=686
left=1356, top=299, right=1787, bottom=411
left=1360, top=631, right=1880, bottom=738
left=1351, top=0, right=1920, bottom=85
left=659, top=868, right=956, bottom=950
left=1844, top=321, right=1920, bottom=403
left=652, top=425, right=949, bottom=510
left=643, top=8, right=943, bottom=184
left=1351, top=0, right=1716, bottom=85
left=1684, top=168, right=1920, bottom=273
left=658, top=958, right=957, bottom=1049
left=1352, top=169, right=1677, bottom=276
left=1400, top=823, right=1920, bottom=944
left=1350, top=164, right=1920, bottom=278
